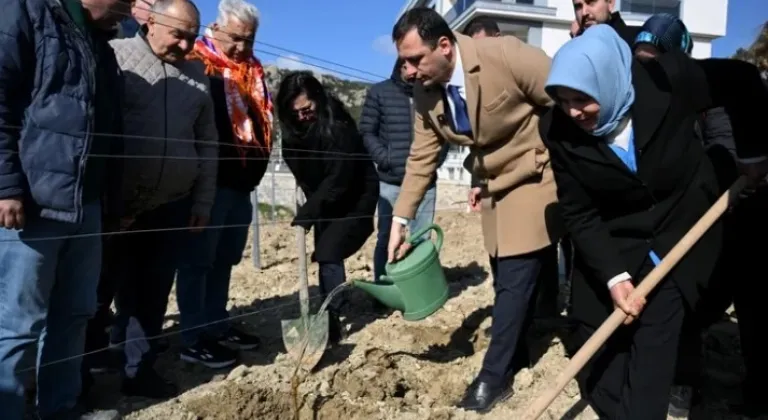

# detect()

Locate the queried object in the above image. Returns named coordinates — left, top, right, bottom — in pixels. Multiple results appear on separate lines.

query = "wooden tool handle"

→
left=523, top=176, right=749, bottom=419
left=295, top=187, right=309, bottom=320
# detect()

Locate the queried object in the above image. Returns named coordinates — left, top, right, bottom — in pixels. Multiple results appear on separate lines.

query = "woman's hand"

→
left=609, top=280, right=646, bottom=325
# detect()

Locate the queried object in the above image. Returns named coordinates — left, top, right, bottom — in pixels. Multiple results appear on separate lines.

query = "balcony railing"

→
left=452, top=0, right=545, bottom=16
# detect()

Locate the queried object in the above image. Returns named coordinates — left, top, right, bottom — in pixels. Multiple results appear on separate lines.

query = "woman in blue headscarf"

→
left=539, top=24, right=768, bottom=419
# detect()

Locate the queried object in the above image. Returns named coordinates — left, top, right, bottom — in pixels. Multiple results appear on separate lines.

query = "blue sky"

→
left=195, top=0, right=766, bottom=83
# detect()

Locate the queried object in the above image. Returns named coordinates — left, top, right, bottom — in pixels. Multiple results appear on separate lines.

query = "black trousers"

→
left=318, top=260, right=346, bottom=312
left=727, top=190, right=768, bottom=405
left=533, top=242, right=561, bottom=318
left=83, top=233, right=122, bottom=351
left=577, top=275, right=685, bottom=420
left=478, top=245, right=557, bottom=386
left=113, top=197, right=191, bottom=375
left=675, top=189, right=768, bottom=404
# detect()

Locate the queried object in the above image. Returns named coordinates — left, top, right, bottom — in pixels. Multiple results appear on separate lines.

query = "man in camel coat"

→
left=388, top=7, right=563, bottom=413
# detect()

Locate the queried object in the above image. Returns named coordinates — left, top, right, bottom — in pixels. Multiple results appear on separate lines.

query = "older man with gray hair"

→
left=175, top=0, right=272, bottom=369
left=105, top=0, right=218, bottom=398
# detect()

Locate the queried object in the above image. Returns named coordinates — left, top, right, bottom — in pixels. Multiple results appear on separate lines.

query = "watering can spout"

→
left=352, top=279, right=405, bottom=311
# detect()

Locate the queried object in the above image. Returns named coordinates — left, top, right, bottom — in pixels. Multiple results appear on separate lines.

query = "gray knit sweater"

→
left=109, top=34, right=218, bottom=218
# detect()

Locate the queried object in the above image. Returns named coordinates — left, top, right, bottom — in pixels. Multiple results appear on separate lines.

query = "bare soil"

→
left=80, top=212, right=746, bottom=419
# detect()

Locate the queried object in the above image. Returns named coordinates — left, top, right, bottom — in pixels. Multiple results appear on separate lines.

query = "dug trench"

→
left=182, top=323, right=493, bottom=420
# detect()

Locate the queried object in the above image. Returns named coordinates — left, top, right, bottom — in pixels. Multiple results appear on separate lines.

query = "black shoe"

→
left=121, top=366, right=178, bottom=399
left=217, top=327, right=261, bottom=351
left=457, top=379, right=513, bottom=414
left=180, top=340, right=237, bottom=369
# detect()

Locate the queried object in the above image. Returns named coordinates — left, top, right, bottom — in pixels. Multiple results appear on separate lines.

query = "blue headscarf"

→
left=545, top=24, right=635, bottom=137
left=635, top=13, right=693, bottom=55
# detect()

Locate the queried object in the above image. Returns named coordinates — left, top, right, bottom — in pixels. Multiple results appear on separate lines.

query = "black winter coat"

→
left=207, top=72, right=271, bottom=192
left=605, top=11, right=641, bottom=46
left=540, top=53, right=768, bottom=327
left=359, top=63, right=448, bottom=186
left=283, top=98, right=379, bottom=262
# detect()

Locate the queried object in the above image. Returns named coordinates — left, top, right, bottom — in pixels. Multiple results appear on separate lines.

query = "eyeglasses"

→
left=294, top=105, right=315, bottom=120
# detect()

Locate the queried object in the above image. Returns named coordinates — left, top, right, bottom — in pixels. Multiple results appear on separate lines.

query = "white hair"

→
left=216, top=0, right=260, bottom=31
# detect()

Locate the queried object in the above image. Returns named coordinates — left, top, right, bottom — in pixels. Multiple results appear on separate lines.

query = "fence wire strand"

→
left=2, top=0, right=472, bottom=378
left=10, top=205, right=471, bottom=374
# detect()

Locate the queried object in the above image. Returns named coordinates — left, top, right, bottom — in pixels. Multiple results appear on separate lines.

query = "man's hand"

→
left=0, top=198, right=24, bottom=229
left=387, top=221, right=411, bottom=263
left=609, top=280, right=646, bottom=325
left=468, top=187, right=482, bottom=212
left=189, top=214, right=209, bottom=233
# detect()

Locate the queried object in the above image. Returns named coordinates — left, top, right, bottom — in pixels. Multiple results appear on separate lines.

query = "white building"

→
left=397, top=0, right=728, bottom=183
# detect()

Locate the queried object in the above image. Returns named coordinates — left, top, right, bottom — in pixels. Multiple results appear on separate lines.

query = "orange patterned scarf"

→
left=190, top=34, right=273, bottom=164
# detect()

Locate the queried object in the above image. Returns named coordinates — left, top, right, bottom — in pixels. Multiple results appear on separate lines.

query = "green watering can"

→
left=353, top=224, right=449, bottom=321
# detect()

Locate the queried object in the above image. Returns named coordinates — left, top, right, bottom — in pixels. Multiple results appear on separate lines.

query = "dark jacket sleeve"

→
left=542, top=115, right=628, bottom=285
left=700, top=107, right=736, bottom=155
left=292, top=125, right=359, bottom=229
left=669, top=53, right=768, bottom=160
left=359, top=86, right=390, bottom=170
left=0, top=1, right=33, bottom=199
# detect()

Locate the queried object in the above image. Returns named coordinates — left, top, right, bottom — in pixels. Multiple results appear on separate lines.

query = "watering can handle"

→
left=406, top=223, right=443, bottom=252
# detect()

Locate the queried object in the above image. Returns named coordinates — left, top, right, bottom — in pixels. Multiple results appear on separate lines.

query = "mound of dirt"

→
left=185, top=385, right=294, bottom=420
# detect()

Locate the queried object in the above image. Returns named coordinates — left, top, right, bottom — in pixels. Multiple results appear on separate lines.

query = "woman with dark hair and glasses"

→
left=276, top=71, right=379, bottom=342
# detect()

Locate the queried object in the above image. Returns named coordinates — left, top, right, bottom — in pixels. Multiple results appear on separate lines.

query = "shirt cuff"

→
left=393, top=216, right=409, bottom=226
left=607, top=272, right=632, bottom=289
left=737, top=156, right=768, bottom=164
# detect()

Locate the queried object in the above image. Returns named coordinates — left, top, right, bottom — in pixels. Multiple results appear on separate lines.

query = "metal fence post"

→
left=251, top=189, right=261, bottom=269
left=271, top=160, right=277, bottom=220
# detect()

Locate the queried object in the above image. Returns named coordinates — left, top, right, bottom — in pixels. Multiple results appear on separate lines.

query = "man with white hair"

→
left=177, top=0, right=272, bottom=368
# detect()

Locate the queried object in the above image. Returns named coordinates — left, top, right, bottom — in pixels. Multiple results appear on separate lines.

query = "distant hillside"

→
left=263, top=65, right=375, bottom=122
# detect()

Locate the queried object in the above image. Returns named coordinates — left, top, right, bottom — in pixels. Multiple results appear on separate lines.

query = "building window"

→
left=498, top=19, right=541, bottom=45
left=618, top=0, right=681, bottom=16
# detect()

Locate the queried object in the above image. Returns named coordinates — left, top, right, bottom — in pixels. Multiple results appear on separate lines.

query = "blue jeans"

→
left=0, top=200, right=102, bottom=419
left=373, top=182, right=436, bottom=283
left=176, top=188, right=252, bottom=347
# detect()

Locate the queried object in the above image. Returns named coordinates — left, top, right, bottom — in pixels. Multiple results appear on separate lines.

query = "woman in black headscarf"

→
left=276, top=71, right=379, bottom=341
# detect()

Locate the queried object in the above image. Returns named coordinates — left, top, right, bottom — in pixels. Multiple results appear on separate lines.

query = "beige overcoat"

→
left=393, top=32, right=564, bottom=257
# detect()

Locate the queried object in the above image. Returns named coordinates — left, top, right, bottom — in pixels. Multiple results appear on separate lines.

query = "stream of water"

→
left=289, top=282, right=352, bottom=420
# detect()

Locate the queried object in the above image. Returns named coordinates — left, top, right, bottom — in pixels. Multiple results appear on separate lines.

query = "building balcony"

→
left=446, top=0, right=558, bottom=27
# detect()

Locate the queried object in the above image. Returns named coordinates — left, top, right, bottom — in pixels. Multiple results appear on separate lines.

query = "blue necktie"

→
left=446, top=85, right=471, bottom=135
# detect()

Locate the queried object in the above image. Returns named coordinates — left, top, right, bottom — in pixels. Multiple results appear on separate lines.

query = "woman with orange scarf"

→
left=176, top=0, right=271, bottom=369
